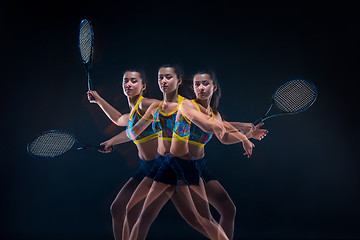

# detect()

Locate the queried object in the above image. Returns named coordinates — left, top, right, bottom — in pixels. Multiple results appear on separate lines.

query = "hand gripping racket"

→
left=27, top=130, right=106, bottom=159
left=78, top=19, right=95, bottom=102
left=253, top=79, right=317, bottom=125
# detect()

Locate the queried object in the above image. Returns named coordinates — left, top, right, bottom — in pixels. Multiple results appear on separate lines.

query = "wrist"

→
left=245, top=132, right=252, bottom=139
left=95, top=96, right=105, bottom=105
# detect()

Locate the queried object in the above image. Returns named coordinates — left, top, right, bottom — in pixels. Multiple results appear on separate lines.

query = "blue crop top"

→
left=126, top=96, right=158, bottom=144
left=187, top=100, right=214, bottom=147
left=152, top=95, right=190, bottom=142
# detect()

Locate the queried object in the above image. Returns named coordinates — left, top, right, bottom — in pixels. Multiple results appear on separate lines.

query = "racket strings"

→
left=29, top=132, right=75, bottom=158
left=79, top=21, right=93, bottom=63
left=274, top=80, right=316, bottom=113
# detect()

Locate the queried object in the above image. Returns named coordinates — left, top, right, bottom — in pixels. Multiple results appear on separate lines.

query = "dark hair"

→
left=122, top=68, right=149, bottom=96
left=193, top=69, right=222, bottom=110
left=123, top=68, right=147, bottom=84
left=158, top=63, right=194, bottom=99
left=158, top=63, right=184, bottom=80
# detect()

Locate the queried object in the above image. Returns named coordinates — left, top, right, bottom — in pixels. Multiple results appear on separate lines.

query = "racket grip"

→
left=87, top=87, right=96, bottom=103
left=87, top=72, right=93, bottom=90
left=88, top=95, right=96, bottom=103
left=253, top=118, right=263, bottom=125
left=96, top=145, right=114, bottom=152
left=87, top=74, right=96, bottom=103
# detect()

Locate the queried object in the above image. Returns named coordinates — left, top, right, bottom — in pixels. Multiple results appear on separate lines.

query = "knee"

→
left=125, top=200, right=135, bottom=215
left=184, top=214, right=204, bottom=229
left=110, top=197, right=127, bottom=218
left=229, top=201, right=236, bottom=218
left=221, top=200, right=236, bottom=219
left=225, top=201, right=236, bottom=218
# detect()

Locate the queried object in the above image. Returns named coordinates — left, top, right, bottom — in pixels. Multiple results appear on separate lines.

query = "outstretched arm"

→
left=179, top=100, right=249, bottom=142
left=178, top=100, right=227, bottom=139
left=245, top=122, right=268, bottom=140
left=228, top=122, right=255, bottom=134
left=227, top=120, right=268, bottom=139
left=179, top=100, right=254, bottom=157
left=215, top=115, right=255, bottom=158
left=99, top=130, right=131, bottom=153
left=87, top=90, right=129, bottom=127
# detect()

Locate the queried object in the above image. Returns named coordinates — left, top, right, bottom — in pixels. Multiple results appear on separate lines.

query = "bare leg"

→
left=110, top=177, right=140, bottom=240
left=186, top=180, right=229, bottom=240
left=171, top=187, right=209, bottom=238
left=205, top=180, right=236, bottom=240
left=129, top=179, right=229, bottom=240
left=129, top=181, right=175, bottom=240
left=122, top=177, right=153, bottom=240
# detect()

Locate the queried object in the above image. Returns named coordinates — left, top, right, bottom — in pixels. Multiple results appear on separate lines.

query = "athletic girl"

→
left=183, top=70, right=267, bottom=239
left=119, top=65, right=255, bottom=240
left=87, top=69, right=159, bottom=240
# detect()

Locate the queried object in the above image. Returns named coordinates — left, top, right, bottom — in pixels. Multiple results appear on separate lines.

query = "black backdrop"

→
left=1, top=3, right=359, bottom=240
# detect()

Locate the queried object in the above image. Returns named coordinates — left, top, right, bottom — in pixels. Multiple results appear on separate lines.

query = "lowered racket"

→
left=27, top=130, right=106, bottom=159
left=78, top=19, right=95, bottom=102
left=253, top=79, right=317, bottom=125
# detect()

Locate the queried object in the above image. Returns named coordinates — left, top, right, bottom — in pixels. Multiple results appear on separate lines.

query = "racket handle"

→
left=96, top=145, right=114, bottom=152
left=87, top=91, right=96, bottom=103
left=88, top=95, right=96, bottom=103
left=253, top=118, right=264, bottom=125
left=87, top=74, right=96, bottom=103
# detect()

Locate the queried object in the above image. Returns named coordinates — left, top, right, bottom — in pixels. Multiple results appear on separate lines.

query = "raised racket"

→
left=27, top=130, right=106, bottom=159
left=253, top=79, right=317, bottom=125
left=78, top=19, right=95, bottom=102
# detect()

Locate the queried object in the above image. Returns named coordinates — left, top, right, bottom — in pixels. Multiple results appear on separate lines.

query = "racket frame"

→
left=27, top=130, right=103, bottom=159
left=253, top=79, right=317, bottom=125
left=78, top=19, right=95, bottom=93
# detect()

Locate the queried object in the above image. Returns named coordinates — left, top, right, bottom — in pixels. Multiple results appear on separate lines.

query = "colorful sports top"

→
left=126, top=96, right=158, bottom=144
left=152, top=95, right=190, bottom=142
left=187, top=100, right=214, bottom=147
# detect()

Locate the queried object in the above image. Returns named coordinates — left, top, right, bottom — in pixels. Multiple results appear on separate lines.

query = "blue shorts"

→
left=132, top=158, right=156, bottom=182
left=146, top=154, right=165, bottom=180
left=147, top=153, right=200, bottom=186
left=196, top=157, right=217, bottom=183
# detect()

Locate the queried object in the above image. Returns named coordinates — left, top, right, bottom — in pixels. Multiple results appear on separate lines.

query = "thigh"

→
left=188, top=178, right=210, bottom=202
left=171, top=184, right=210, bottom=220
left=126, top=177, right=154, bottom=211
left=205, top=180, right=235, bottom=212
left=112, top=177, right=140, bottom=208
left=142, top=181, right=175, bottom=210
left=171, top=186, right=198, bottom=218
left=188, top=179, right=213, bottom=219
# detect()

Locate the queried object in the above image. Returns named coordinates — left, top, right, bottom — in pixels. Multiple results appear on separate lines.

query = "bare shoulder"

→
left=147, top=99, right=162, bottom=113
left=213, top=111, right=222, bottom=121
left=139, top=97, right=161, bottom=111
left=182, top=98, right=197, bottom=110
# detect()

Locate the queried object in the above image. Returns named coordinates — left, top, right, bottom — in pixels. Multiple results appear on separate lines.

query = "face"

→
left=122, top=71, right=146, bottom=97
left=193, top=73, right=217, bottom=101
left=158, top=67, right=182, bottom=94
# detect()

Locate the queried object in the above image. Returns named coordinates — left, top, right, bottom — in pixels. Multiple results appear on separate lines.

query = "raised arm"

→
left=87, top=90, right=129, bottom=127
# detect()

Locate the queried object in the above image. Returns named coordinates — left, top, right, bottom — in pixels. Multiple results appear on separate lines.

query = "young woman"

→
left=183, top=70, right=267, bottom=239
left=87, top=69, right=159, bottom=240
left=118, top=65, right=256, bottom=240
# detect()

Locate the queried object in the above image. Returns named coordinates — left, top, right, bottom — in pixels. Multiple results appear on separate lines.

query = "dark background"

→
left=1, top=2, right=359, bottom=240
